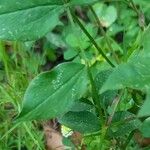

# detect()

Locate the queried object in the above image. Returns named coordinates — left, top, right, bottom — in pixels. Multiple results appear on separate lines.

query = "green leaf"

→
left=17, top=62, right=88, bottom=121
left=100, top=51, right=150, bottom=117
left=0, top=0, right=65, bottom=41
left=143, top=25, right=150, bottom=52
left=69, top=100, right=94, bottom=112
left=59, top=111, right=100, bottom=133
left=138, top=93, right=150, bottom=117
left=63, top=137, right=75, bottom=150
left=65, top=23, right=98, bottom=50
left=70, top=0, right=99, bottom=5
left=109, top=111, right=141, bottom=137
left=95, top=69, right=117, bottom=107
left=100, top=27, right=150, bottom=117
left=0, top=0, right=100, bottom=41
left=101, top=51, right=150, bottom=93
left=99, top=26, right=150, bottom=91
left=64, top=49, right=78, bottom=60
left=140, top=117, right=150, bottom=138
left=88, top=3, right=117, bottom=27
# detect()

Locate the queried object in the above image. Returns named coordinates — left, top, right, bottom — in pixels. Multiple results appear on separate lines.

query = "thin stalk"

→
left=67, top=8, right=75, bottom=28
left=103, top=0, right=128, bottom=5
left=0, top=41, right=10, bottom=80
left=99, top=125, right=108, bottom=150
left=89, top=6, right=120, bottom=64
left=106, top=90, right=124, bottom=126
left=122, top=130, right=136, bottom=150
left=81, top=48, right=104, bottom=123
left=129, top=0, right=145, bottom=29
left=23, top=123, right=43, bottom=150
left=129, top=0, right=140, bottom=16
left=17, top=130, right=21, bottom=150
left=87, top=65, right=104, bottom=124
left=0, top=123, right=20, bottom=140
left=70, top=10, right=115, bottom=68
left=100, top=90, right=124, bottom=149
left=67, top=8, right=104, bottom=121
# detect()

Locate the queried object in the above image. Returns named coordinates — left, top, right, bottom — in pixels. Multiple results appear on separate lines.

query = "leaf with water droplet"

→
left=0, top=0, right=99, bottom=41
left=0, top=0, right=65, bottom=41
left=16, top=62, right=88, bottom=121
left=59, top=111, right=100, bottom=133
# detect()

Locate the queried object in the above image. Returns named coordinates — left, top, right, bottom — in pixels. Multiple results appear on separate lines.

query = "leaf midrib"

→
left=20, top=66, right=86, bottom=119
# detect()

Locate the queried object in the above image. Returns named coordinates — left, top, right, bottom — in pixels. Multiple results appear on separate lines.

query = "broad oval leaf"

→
left=0, top=0, right=99, bottom=41
left=100, top=52, right=150, bottom=93
left=59, top=111, right=100, bottom=133
left=17, top=62, right=88, bottom=121
left=0, top=0, right=65, bottom=41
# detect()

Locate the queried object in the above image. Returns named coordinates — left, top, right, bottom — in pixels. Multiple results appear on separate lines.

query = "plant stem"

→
left=99, top=90, right=124, bottom=149
left=106, top=90, right=124, bottom=126
left=103, top=0, right=128, bottom=5
left=129, top=0, right=140, bottom=16
left=122, top=130, right=135, bottom=150
left=100, top=125, right=108, bottom=150
left=87, top=65, right=104, bottom=123
left=70, top=10, right=115, bottom=68
left=67, top=8, right=104, bottom=122
left=89, top=6, right=120, bottom=64
left=23, top=123, right=43, bottom=150
left=0, top=41, right=10, bottom=81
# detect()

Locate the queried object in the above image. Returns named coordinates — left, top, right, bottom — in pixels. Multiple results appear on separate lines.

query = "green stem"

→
left=89, top=6, right=120, bottom=64
left=122, top=130, right=135, bottom=150
left=129, top=0, right=140, bottom=16
left=81, top=48, right=104, bottom=123
left=87, top=65, right=104, bottom=124
left=102, top=0, right=128, bottom=5
left=67, top=8, right=104, bottom=120
left=100, top=125, right=108, bottom=150
left=100, top=90, right=124, bottom=149
left=107, top=90, right=124, bottom=126
left=23, top=123, right=43, bottom=150
left=0, top=41, right=10, bottom=81
left=70, top=10, right=115, bottom=68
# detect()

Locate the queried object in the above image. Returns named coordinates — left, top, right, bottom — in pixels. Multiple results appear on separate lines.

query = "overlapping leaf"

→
left=0, top=0, right=64, bottom=41
left=17, top=62, right=88, bottom=121
left=0, top=0, right=99, bottom=41
left=59, top=111, right=100, bottom=133
left=100, top=26, right=150, bottom=117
